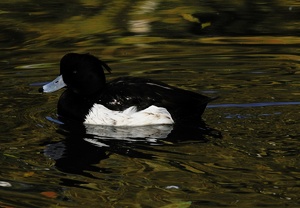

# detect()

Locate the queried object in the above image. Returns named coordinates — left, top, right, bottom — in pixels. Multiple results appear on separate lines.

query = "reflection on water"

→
left=84, top=124, right=174, bottom=146
left=44, top=120, right=220, bottom=178
left=208, top=101, right=300, bottom=108
left=0, top=0, right=300, bottom=207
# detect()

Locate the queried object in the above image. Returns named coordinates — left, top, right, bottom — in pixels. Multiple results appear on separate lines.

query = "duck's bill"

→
left=39, top=75, right=66, bottom=93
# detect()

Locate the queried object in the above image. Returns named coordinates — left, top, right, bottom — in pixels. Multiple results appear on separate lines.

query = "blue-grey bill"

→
left=42, top=75, right=66, bottom=93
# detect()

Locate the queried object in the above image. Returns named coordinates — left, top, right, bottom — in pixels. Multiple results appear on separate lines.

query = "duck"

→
left=40, top=53, right=214, bottom=126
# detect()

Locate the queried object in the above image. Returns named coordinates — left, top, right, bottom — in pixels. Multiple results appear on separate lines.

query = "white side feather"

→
left=84, top=104, right=174, bottom=126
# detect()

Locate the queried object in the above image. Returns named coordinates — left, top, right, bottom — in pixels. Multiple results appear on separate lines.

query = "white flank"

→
left=84, top=104, right=174, bottom=126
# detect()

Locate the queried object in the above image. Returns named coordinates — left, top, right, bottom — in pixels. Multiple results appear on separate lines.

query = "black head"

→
left=60, top=53, right=111, bottom=95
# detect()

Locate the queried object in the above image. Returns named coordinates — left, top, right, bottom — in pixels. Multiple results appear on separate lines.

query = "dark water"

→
left=1, top=1, right=300, bottom=207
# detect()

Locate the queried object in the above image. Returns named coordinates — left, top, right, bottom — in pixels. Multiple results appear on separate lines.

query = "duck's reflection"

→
left=84, top=124, right=173, bottom=147
left=44, top=120, right=221, bottom=179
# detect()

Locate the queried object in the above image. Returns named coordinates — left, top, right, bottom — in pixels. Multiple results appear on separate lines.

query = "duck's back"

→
left=98, top=77, right=212, bottom=123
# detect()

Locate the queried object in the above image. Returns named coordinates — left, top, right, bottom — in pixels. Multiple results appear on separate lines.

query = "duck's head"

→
left=40, top=53, right=111, bottom=95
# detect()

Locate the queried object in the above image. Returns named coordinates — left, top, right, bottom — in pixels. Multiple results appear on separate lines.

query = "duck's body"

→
left=41, top=53, right=213, bottom=126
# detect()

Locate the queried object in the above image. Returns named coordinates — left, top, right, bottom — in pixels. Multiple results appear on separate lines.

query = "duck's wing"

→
left=98, top=77, right=165, bottom=110
left=99, top=77, right=213, bottom=122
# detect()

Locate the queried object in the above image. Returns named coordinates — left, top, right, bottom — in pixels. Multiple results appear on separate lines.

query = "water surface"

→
left=0, top=1, right=300, bottom=207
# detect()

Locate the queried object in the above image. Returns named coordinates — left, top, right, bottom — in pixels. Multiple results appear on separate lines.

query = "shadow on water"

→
left=43, top=118, right=221, bottom=182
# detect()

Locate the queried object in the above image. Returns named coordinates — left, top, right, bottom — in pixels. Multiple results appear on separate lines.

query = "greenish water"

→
left=1, top=1, right=300, bottom=207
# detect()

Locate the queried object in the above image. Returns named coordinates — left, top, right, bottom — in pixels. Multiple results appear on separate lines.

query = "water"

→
left=1, top=1, right=300, bottom=207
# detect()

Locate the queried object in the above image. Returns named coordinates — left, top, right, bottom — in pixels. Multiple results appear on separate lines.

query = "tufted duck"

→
left=40, top=53, right=214, bottom=126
